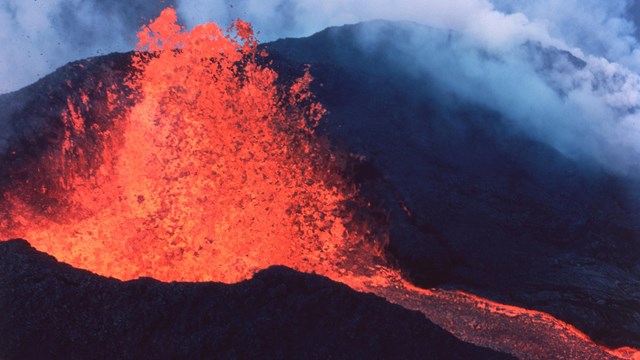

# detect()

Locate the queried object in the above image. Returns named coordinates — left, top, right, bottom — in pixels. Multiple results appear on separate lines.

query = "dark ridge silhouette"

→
left=266, top=21, right=640, bottom=348
left=0, top=239, right=510, bottom=360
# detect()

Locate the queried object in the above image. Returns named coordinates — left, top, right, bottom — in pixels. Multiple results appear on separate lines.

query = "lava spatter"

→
left=1, top=7, right=375, bottom=283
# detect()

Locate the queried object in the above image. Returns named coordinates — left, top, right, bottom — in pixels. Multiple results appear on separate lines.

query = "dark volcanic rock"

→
left=0, top=239, right=510, bottom=360
left=0, top=52, right=134, bottom=202
left=266, top=21, right=640, bottom=348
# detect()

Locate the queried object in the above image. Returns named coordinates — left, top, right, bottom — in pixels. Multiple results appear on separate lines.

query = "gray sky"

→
left=1, top=0, right=639, bottom=94
left=0, top=0, right=174, bottom=94
left=1, top=0, right=639, bottom=175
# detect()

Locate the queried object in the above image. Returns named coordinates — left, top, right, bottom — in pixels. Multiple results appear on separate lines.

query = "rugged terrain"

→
left=0, top=20, right=638, bottom=356
left=0, top=239, right=510, bottom=359
left=267, top=21, right=640, bottom=348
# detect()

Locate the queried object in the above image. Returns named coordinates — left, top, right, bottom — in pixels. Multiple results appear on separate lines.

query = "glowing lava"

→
left=0, top=8, right=638, bottom=360
left=1, top=8, right=378, bottom=283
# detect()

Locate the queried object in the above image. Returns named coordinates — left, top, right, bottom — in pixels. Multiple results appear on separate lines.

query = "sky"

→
left=1, top=0, right=639, bottom=94
left=1, top=0, right=639, bottom=175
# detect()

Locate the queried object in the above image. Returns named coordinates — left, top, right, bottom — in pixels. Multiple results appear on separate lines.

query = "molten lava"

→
left=1, top=8, right=376, bottom=283
left=1, top=8, right=638, bottom=360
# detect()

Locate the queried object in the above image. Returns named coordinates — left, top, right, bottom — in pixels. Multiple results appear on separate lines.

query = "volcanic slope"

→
left=266, top=21, right=640, bottom=348
left=0, top=20, right=638, bottom=356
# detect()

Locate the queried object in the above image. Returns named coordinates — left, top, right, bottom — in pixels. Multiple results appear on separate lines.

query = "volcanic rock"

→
left=266, top=21, right=640, bottom=348
left=0, top=239, right=510, bottom=360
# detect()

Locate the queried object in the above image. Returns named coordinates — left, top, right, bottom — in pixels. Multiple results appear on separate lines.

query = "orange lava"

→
left=0, top=8, right=378, bottom=283
left=0, top=8, right=637, bottom=360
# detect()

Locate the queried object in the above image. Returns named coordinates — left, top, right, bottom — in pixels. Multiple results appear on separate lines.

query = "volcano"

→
left=0, top=9, right=639, bottom=360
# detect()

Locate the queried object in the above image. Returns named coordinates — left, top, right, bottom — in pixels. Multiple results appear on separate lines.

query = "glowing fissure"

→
left=0, top=8, right=637, bottom=359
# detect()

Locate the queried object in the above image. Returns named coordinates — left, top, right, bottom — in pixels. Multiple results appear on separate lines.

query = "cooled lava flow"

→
left=0, top=8, right=638, bottom=360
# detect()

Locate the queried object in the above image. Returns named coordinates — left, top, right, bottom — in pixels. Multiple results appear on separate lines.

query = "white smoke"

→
left=1, top=0, right=639, bottom=175
left=171, top=0, right=640, bottom=175
left=491, top=0, right=640, bottom=70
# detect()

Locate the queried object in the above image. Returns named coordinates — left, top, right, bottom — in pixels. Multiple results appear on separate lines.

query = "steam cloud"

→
left=0, top=0, right=174, bottom=94
left=1, top=0, right=639, bottom=175
left=175, top=0, right=640, bottom=176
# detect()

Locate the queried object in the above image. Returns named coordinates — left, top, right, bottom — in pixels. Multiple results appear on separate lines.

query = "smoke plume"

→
left=1, top=0, right=639, bottom=175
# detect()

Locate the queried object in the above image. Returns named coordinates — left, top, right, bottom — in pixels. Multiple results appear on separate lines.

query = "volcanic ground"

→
left=1, top=18, right=639, bottom=360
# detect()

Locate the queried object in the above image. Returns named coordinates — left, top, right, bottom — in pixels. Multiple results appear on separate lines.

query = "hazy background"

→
left=1, top=0, right=639, bottom=175
left=2, top=0, right=640, bottom=94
